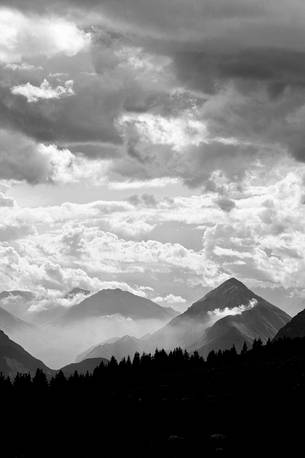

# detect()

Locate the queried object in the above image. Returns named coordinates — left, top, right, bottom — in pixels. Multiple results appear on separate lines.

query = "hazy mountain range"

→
left=0, top=306, right=34, bottom=335
left=58, top=288, right=178, bottom=325
left=0, top=277, right=302, bottom=376
left=78, top=278, right=290, bottom=361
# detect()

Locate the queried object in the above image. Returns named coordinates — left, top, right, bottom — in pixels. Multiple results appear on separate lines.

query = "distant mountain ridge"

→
left=0, top=306, right=34, bottom=334
left=0, top=290, right=34, bottom=301
left=60, top=288, right=178, bottom=324
left=78, top=278, right=290, bottom=361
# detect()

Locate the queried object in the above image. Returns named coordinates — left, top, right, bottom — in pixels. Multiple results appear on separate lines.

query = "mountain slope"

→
left=152, top=277, right=290, bottom=349
left=0, top=329, right=53, bottom=377
left=78, top=336, right=143, bottom=362
left=274, top=308, right=305, bottom=340
left=60, top=357, right=108, bottom=377
left=0, top=306, right=34, bottom=334
left=80, top=278, right=290, bottom=361
left=60, top=289, right=177, bottom=324
left=193, top=299, right=290, bottom=357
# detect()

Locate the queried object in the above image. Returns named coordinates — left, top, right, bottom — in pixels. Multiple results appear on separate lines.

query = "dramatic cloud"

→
left=2, top=0, right=305, bottom=321
left=0, top=129, right=108, bottom=184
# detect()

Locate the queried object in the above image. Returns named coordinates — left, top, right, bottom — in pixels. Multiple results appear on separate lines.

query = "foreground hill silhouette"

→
left=274, top=307, right=305, bottom=340
left=79, top=278, right=290, bottom=361
left=0, top=330, right=53, bottom=377
left=1, top=337, right=305, bottom=457
left=60, top=357, right=108, bottom=377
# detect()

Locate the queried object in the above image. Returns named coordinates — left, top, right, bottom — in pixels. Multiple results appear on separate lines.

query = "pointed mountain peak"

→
left=185, top=277, right=256, bottom=317
left=206, top=277, right=248, bottom=297
left=223, top=277, right=245, bottom=285
left=218, top=277, right=247, bottom=288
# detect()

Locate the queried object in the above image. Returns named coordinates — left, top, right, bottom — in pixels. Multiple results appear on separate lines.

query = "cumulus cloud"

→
left=0, top=7, right=90, bottom=64
left=2, top=0, right=305, bottom=318
left=0, top=129, right=109, bottom=184
left=11, top=79, right=74, bottom=103
left=153, top=294, right=187, bottom=312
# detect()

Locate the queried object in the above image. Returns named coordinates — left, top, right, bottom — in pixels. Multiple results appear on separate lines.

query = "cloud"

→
left=215, top=196, right=236, bottom=212
left=153, top=294, right=187, bottom=312
left=11, top=79, right=74, bottom=103
left=0, top=129, right=109, bottom=184
left=208, top=298, right=258, bottom=321
left=0, top=192, right=15, bottom=207
left=0, top=7, right=90, bottom=64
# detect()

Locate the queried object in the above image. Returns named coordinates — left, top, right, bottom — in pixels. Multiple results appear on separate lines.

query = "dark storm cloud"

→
left=3, top=0, right=305, bottom=184
left=0, top=81, right=121, bottom=146
left=173, top=49, right=305, bottom=95
left=111, top=138, right=260, bottom=188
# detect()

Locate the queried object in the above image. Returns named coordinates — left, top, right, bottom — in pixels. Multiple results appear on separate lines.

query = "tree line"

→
left=1, top=337, right=305, bottom=457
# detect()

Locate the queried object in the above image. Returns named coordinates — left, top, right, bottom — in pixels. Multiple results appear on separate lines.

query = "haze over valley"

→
left=0, top=277, right=293, bottom=371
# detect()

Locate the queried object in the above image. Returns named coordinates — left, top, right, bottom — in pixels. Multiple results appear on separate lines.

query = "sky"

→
left=1, top=0, right=305, bottom=315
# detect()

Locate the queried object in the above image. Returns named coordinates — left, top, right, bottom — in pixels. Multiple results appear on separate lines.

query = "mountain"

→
left=59, top=289, right=178, bottom=324
left=60, top=357, right=108, bottom=377
left=0, top=329, right=53, bottom=377
left=151, top=277, right=290, bottom=350
left=0, top=290, right=34, bottom=302
left=274, top=308, right=305, bottom=340
left=0, top=306, right=34, bottom=334
left=193, top=297, right=290, bottom=357
left=77, top=336, right=143, bottom=362
left=79, top=278, right=290, bottom=361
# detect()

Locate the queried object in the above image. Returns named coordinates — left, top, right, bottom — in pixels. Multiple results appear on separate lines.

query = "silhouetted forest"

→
left=1, top=337, right=305, bottom=457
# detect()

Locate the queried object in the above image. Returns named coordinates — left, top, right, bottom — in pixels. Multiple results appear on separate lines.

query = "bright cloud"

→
left=208, top=299, right=258, bottom=322
left=11, top=79, right=74, bottom=103
left=0, top=8, right=90, bottom=63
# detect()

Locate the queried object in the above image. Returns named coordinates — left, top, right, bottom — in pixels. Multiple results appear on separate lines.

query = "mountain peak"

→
left=204, top=277, right=248, bottom=298
left=223, top=277, right=244, bottom=285
left=183, top=277, right=254, bottom=318
left=217, top=277, right=246, bottom=288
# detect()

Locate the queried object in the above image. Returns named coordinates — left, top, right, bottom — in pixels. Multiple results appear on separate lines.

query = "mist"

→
left=207, top=299, right=258, bottom=323
left=8, top=315, right=169, bottom=369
